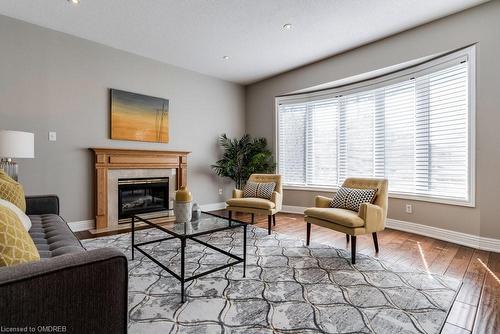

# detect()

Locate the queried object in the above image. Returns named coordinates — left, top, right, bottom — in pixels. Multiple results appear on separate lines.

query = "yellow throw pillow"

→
left=0, top=205, right=40, bottom=266
left=0, top=170, right=26, bottom=212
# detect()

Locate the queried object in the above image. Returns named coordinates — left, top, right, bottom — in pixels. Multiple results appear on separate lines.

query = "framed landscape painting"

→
left=110, top=89, right=169, bottom=143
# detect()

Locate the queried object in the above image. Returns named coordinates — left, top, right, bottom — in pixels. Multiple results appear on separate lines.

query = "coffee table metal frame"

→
left=131, top=211, right=247, bottom=302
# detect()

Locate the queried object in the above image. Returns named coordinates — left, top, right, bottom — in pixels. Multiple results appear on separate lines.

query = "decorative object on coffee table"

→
left=110, top=89, right=169, bottom=143
left=0, top=130, right=34, bottom=181
left=173, top=186, right=192, bottom=223
left=191, top=202, right=201, bottom=221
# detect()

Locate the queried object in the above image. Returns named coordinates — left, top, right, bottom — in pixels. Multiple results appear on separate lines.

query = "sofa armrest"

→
left=232, top=189, right=244, bottom=198
left=315, top=195, right=332, bottom=208
left=271, top=191, right=282, bottom=211
left=358, top=202, right=385, bottom=233
left=25, top=194, right=60, bottom=215
left=0, top=248, right=128, bottom=334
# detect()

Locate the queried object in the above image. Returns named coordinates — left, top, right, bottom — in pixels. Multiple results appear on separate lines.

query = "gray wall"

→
left=0, top=15, right=245, bottom=223
left=246, top=0, right=500, bottom=239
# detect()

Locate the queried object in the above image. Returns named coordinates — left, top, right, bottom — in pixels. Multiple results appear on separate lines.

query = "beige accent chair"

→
left=226, top=174, right=282, bottom=235
left=304, top=177, right=388, bottom=264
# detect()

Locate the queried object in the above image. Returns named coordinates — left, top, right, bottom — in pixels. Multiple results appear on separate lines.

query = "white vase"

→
left=173, top=200, right=192, bottom=223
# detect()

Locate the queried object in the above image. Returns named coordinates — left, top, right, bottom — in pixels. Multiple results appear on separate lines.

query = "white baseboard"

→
left=385, top=218, right=500, bottom=253
left=280, top=205, right=500, bottom=253
left=201, top=202, right=226, bottom=212
left=68, top=219, right=95, bottom=232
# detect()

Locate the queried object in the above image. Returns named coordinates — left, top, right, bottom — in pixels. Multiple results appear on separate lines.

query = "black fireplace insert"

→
left=118, top=177, right=169, bottom=220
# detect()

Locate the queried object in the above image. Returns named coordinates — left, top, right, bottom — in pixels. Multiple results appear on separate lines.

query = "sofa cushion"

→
left=226, top=197, right=276, bottom=210
left=304, top=207, right=365, bottom=228
left=28, top=214, right=84, bottom=258
left=0, top=171, right=26, bottom=212
left=0, top=205, right=40, bottom=266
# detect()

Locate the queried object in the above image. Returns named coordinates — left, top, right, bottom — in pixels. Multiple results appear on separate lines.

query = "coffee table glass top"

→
left=133, top=211, right=245, bottom=237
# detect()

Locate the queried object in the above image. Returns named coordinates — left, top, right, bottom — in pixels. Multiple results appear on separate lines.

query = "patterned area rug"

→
left=83, top=222, right=460, bottom=333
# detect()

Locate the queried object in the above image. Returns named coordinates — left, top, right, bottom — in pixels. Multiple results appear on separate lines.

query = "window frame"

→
left=275, top=45, right=476, bottom=207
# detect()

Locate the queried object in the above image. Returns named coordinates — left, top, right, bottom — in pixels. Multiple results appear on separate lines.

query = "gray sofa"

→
left=0, top=195, right=128, bottom=334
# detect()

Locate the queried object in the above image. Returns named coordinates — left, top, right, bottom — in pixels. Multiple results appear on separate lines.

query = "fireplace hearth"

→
left=118, top=177, right=169, bottom=221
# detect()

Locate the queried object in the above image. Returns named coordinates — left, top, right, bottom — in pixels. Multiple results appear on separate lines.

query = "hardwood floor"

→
left=77, top=210, right=500, bottom=333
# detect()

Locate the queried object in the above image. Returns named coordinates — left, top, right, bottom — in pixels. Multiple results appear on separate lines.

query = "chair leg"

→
left=228, top=211, right=232, bottom=222
left=251, top=213, right=255, bottom=224
left=372, top=232, right=379, bottom=253
left=306, top=223, right=311, bottom=246
left=346, top=234, right=350, bottom=243
left=272, top=214, right=276, bottom=226
left=351, top=236, right=357, bottom=264
left=267, top=215, right=272, bottom=235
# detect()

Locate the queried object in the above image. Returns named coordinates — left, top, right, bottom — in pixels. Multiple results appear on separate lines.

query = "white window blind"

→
left=277, top=47, right=474, bottom=205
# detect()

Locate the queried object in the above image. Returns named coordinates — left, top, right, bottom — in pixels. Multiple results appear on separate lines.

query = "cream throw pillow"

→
left=0, top=198, right=31, bottom=231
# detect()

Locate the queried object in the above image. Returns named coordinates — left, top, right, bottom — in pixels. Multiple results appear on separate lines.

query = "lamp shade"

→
left=0, top=130, right=34, bottom=158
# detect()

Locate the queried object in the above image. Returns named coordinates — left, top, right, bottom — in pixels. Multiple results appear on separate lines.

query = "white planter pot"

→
left=173, top=200, right=192, bottom=223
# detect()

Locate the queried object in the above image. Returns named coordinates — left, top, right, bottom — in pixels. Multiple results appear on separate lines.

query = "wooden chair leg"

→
left=351, top=236, right=357, bottom=264
left=272, top=214, right=276, bottom=226
left=372, top=232, right=379, bottom=253
left=346, top=234, right=350, bottom=243
left=251, top=213, right=255, bottom=224
left=306, top=223, right=311, bottom=246
left=228, top=211, right=232, bottom=222
left=267, top=215, right=272, bottom=235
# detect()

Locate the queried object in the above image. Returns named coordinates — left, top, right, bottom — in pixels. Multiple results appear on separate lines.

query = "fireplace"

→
left=118, top=177, right=169, bottom=221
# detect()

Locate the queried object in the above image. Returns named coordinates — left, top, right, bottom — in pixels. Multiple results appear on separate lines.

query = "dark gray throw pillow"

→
left=243, top=181, right=276, bottom=200
left=330, top=187, right=377, bottom=212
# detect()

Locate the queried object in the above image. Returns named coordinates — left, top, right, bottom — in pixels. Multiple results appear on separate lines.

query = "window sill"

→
left=283, top=185, right=475, bottom=208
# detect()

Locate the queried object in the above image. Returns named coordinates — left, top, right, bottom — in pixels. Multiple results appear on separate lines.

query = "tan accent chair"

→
left=226, top=174, right=282, bottom=235
left=304, top=178, right=388, bottom=264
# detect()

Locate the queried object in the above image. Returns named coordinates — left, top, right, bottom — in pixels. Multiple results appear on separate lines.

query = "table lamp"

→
left=0, top=130, right=34, bottom=181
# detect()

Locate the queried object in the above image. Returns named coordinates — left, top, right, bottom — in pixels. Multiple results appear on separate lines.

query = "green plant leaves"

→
left=211, top=134, right=276, bottom=189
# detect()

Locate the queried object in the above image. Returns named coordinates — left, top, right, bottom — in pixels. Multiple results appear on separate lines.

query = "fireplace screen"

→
left=118, top=177, right=169, bottom=220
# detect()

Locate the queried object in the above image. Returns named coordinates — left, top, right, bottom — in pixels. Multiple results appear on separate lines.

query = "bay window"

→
left=277, top=46, right=475, bottom=206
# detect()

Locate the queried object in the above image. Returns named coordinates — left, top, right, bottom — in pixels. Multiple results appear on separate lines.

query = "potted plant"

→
left=211, top=134, right=276, bottom=189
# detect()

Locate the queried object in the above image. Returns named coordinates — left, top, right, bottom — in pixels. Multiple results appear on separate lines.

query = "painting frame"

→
left=110, top=89, right=169, bottom=143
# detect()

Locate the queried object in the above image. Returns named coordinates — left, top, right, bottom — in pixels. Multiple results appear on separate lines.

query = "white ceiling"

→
left=0, top=0, right=488, bottom=84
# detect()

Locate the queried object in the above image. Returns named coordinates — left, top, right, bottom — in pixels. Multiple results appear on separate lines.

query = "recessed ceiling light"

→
left=283, top=23, right=292, bottom=30
left=67, top=0, right=80, bottom=5
left=222, top=56, right=230, bottom=60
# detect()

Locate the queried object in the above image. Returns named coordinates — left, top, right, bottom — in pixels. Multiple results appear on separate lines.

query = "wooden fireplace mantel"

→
left=90, top=148, right=190, bottom=230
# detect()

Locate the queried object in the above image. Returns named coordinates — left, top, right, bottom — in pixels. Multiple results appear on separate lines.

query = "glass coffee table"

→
left=131, top=211, right=247, bottom=302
